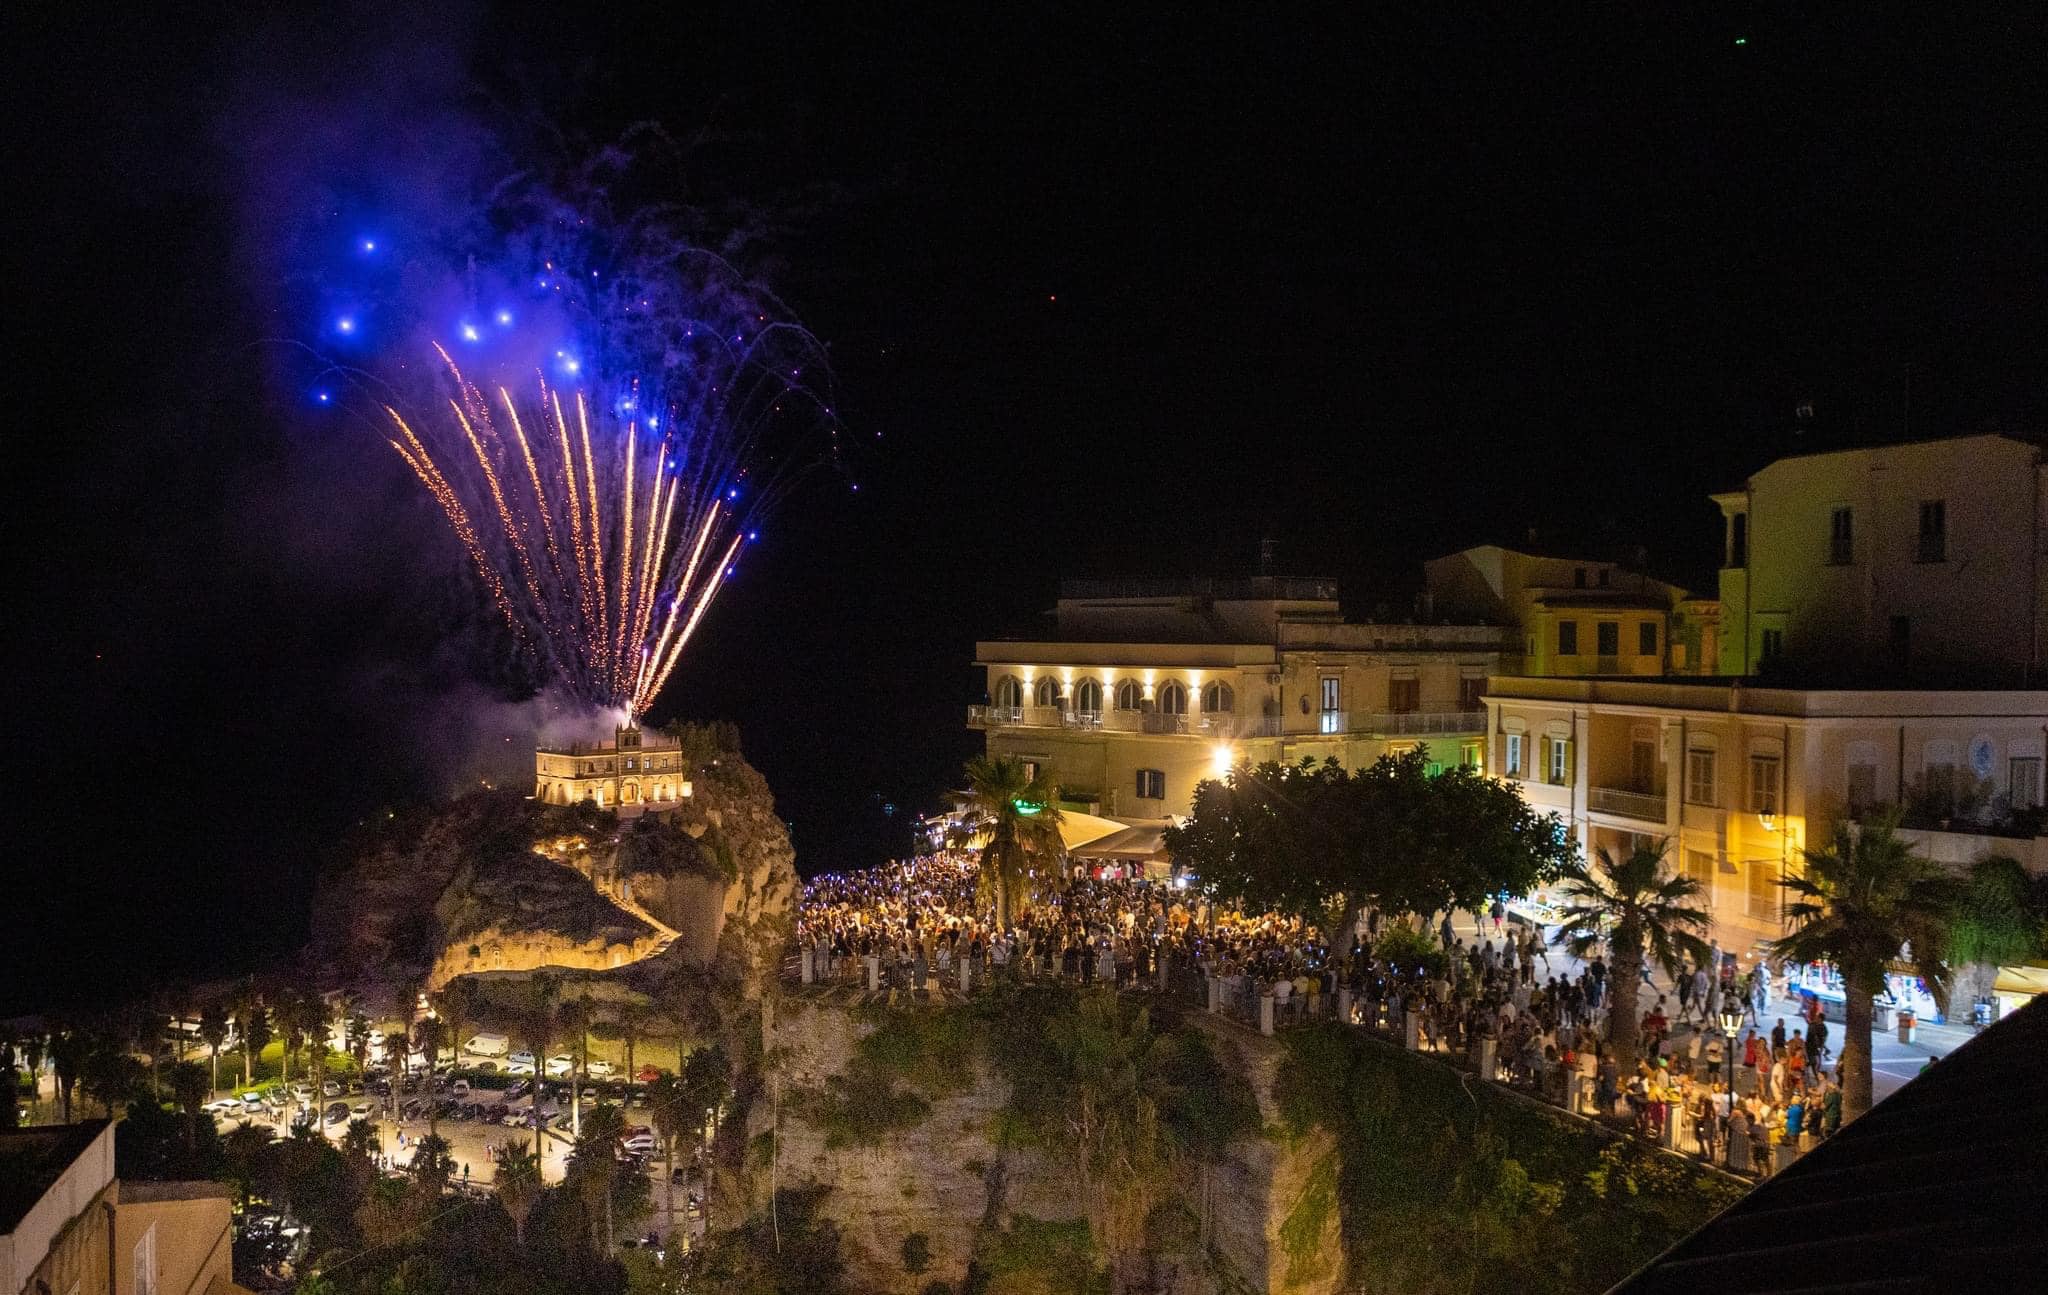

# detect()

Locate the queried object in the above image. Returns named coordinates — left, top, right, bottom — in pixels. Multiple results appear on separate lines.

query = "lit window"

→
left=1074, top=679, right=1103, bottom=715
left=1547, top=737, right=1569, bottom=784
left=1034, top=677, right=1060, bottom=708
left=994, top=677, right=1022, bottom=710
left=1320, top=677, right=1340, bottom=712
left=1505, top=733, right=1525, bottom=777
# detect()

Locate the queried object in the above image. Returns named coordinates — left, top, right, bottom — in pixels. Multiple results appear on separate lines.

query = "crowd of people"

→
left=791, top=854, right=1849, bottom=1176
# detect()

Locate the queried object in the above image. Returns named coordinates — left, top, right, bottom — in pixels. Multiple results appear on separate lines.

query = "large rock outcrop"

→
left=311, top=727, right=797, bottom=996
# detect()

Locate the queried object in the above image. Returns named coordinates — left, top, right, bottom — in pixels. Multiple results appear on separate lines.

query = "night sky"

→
left=7, top=6, right=2045, bottom=1012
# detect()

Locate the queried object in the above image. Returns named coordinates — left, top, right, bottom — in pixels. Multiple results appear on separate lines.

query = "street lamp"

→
left=1718, top=1004, right=1745, bottom=1163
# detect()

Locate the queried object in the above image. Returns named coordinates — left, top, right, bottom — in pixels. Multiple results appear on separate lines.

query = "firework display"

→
left=306, top=148, right=845, bottom=716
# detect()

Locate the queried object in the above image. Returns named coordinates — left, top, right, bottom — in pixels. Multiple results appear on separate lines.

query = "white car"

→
left=350, top=1101, right=372, bottom=1119
left=619, top=1132, right=656, bottom=1155
left=585, top=1059, right=616, bottom=1078
left=203, top=1099, right=241, bottom=1116
left=506, top=1051, right=537, bottom=1074
left=545, top=1054, right=575, bottom=1077
left=322, top=1080, right=342, bottom=1098
left=290, top=1083, right=315, bottom=1104
left=240, top=1094, right=268, bottom=1115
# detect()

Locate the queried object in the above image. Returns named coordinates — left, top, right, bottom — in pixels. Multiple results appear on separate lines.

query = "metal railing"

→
left=1590, top=786, right=1670, bottom=822
left=1353, top=710, right=1488, bottom=736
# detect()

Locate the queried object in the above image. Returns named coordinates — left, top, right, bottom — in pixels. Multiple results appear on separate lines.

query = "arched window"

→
left=1034, top=677, right=1061, bottom=708
left=994, top=677, right=1023, bottom=710
left=1115, top=680, right=1142, bottom=711
left=1201, top=681, right=1235, bottom=713
left=1074, top=679, right=1103, bottom=715
left=1158, top=680, right=1188, bottom=715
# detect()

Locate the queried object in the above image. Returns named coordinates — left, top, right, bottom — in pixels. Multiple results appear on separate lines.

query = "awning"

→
left=1071, top=823, right=1170, bottom=861
left=1058, top=812, right=1129, bottom=852
left=1994, top=963, right=2048, bottom=997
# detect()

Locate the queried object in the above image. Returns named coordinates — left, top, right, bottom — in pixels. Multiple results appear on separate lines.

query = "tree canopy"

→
left=1164, top=750, right=1577, bottom=923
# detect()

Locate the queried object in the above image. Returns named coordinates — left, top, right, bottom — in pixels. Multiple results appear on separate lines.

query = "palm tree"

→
left=198, top=1003, right=229, bottom=1095
left=1550, top=839, right=1712, bottom=1079
left=962, top=754, right=1066, bottom=929
left=647, top=1074, right=687, bottom=1225
left=558, top=995, right=591, bottom=1139
left=170, top=1060, right=211, bottom=1149
left=1773, top=813, right=1961, bottom=1122
left=51, top=1027, right=87, bottom=1122
left=431, top=978, right=482, bottom=1074
left=495, top=1143, right=543, bottom=1248
left=524, top=973, right=560, bottom=1160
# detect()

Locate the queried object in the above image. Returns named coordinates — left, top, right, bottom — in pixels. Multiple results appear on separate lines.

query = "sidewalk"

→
left=1440, top=912, right=1964, bottom=1102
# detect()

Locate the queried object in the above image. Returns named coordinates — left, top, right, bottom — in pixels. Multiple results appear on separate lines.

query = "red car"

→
left=635, top=1066, right=664, bottom=1084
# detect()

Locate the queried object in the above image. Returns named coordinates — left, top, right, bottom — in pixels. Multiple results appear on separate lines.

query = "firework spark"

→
left=390, top=344, right=820, bottom=718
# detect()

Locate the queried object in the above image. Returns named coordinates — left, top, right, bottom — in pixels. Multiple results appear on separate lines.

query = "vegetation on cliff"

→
left=1274, top=1023, right=1746, bottom=1295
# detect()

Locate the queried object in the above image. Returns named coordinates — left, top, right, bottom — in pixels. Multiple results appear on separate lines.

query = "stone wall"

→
left=753, top=999, right=1341, bottom=1295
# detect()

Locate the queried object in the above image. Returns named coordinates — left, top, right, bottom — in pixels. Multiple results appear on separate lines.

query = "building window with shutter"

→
left=1596, top=621, right=1620, bottom=656
left=1683, top=850, right=1715, bottom=896
left=1557, top=621, right=1579, bottom=656
left=2011, top=757, right=2044, bottom=811
left=1548, top=737, right=1570, bottom=785
left=1135, top=768, right=1165, bottom=800
left=1388, top=678, right=1420, bottom=713
left=1686, top=748, right=1717, bottom=806
left=1749, top=754, right=1780, bottom=816
left=1747, top=861, right=1779, bottom=920
left=1917, top=499, right=1946, bottom=563
left=1459, top=676, right=1484, bottom=710
left=1639, top=622, right=1658, bottom=657
left=1505, top=733, right=1525, bottom=777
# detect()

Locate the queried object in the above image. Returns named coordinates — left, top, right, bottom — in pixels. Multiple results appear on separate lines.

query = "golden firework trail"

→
left=386, top=356, right=761, bottom=718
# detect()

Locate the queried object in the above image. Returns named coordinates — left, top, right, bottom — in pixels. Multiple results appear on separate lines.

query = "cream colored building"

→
left=1712, top=432, right=2048, bottom=682
left=1, top=1121, right=245, bottom=1295
left=533, top=724, right=692, bottom=810
left=1484, top=676, right=2048, bottom=952
left=973, top=578, right=1508, bottom=818
left=1423, top=544, right=1719, bottom=676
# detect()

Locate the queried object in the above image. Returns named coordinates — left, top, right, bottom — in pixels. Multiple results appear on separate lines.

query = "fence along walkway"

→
left=781, top=943, right=1790, bottom=1181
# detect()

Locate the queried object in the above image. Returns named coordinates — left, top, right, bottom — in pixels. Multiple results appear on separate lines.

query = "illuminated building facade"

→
left=1423, top=544, right=1721, bottom=677
left=971, top=578, right=1509, bottom=818
left=1487, top=676, right=2048, bottom=952
left=533, top=723, right=692, bottom=810
left=1712, top=433, right=2048, bottom=682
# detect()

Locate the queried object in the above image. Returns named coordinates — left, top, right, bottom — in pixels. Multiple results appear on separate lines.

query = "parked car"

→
left=322, top=1080, right=342, bottom=1098
left=450, top=1079, right=472, bottom=1100
left=323, top=1102, right=349, bottom=1126
left=204, top=1098, right=242, bottom=1116
left=586, top=1059, right=616, bottom=1078
left=545, top=1054, right=575, bottom=1077
left=620, top=1132, right=657, bottom=1156
left=350, top=1102, right=372, bottom=1119
left=504, top=1080, right=531, bottom=1100
left=635, top=1065, right=663, bottom=1084
left=290, top=1083, right=315, bottom=1104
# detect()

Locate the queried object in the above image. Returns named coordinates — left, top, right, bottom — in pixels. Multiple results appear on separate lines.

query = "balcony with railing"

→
left=1589, top=785, right=1670, bottom=823
left=1351, top=710, right=1488, bottom=737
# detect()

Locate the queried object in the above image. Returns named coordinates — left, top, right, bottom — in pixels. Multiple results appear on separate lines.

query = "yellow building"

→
left=972, top=578, right=1507, bottom=818
left=1484, top=676, right=2048, bottom=952
left=533, top=724, right=692, bottom=811
left=1712, top=432, right=2048, bottom=681
left=1423, top=544, right=1719, bottom=677
left=1, top=1120, right=248, bottom=1295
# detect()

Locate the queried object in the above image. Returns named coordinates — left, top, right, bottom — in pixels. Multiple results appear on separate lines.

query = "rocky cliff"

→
left=752, top=995, right=1340, bottom=1295
left=311, top=725, right=797, bottom=997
